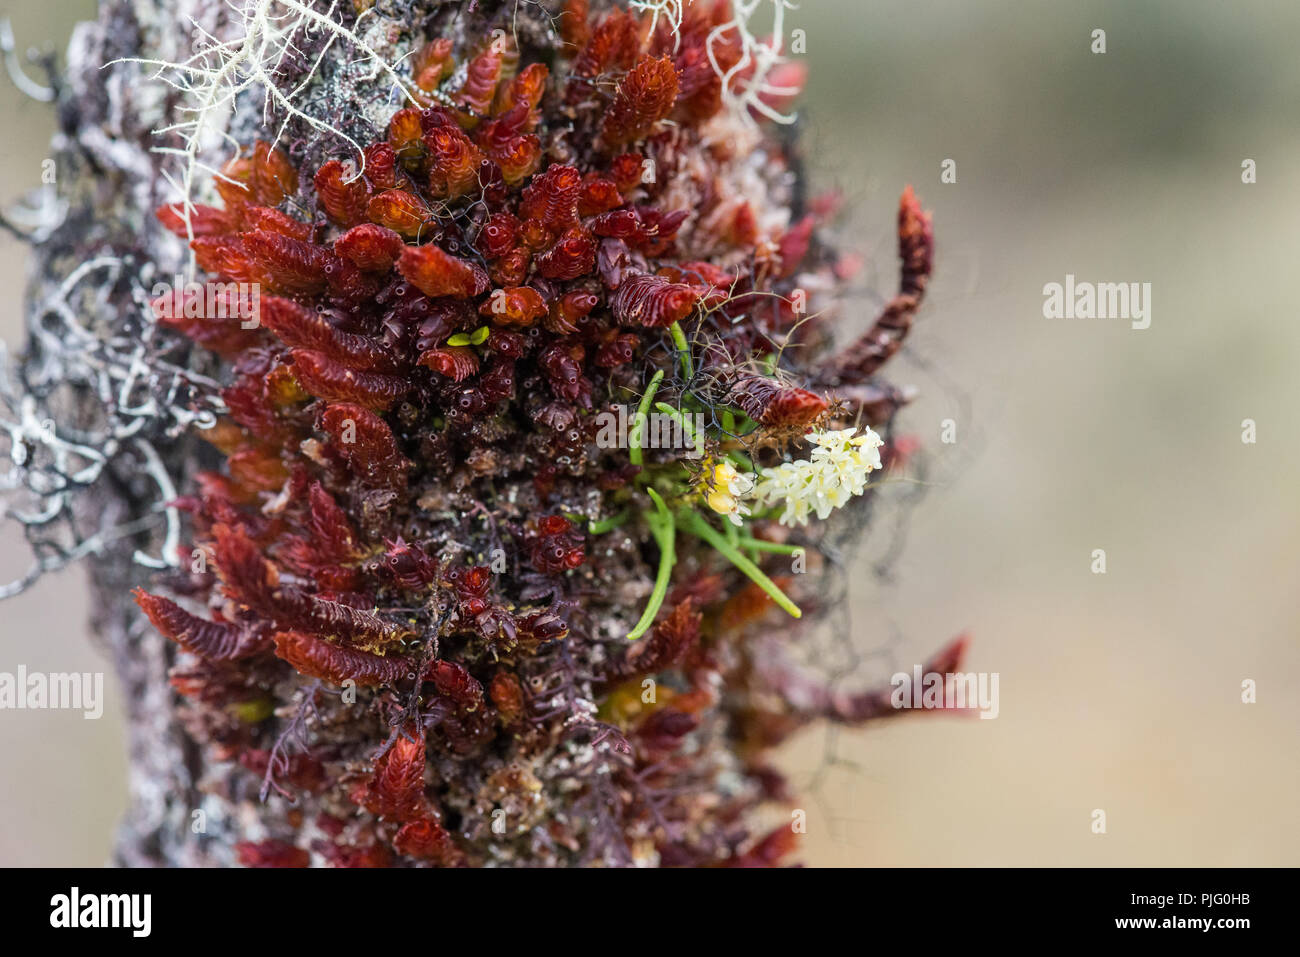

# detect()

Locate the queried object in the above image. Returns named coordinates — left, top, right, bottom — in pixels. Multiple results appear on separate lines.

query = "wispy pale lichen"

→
left=113, top=0, right=420, bottom=247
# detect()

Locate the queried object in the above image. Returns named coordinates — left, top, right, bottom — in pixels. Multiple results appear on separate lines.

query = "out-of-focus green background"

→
left=1, top=0, right=1296, bottom=866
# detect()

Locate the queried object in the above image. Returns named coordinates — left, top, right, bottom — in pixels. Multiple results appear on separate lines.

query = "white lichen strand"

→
left=0, top=18, right=55, bottom=102
left=630, top=0, right=686, bottom=38
left=706, top=0, right=801, bottom=128
left=110, top=0, right=420, bottom=251
left=0, top=244, right=217, bottom=596
left=633, top=0, right=803, bottom=128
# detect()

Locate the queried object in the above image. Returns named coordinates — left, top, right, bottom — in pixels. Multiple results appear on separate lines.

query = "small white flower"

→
left=749, top=426, right=884, bottom=527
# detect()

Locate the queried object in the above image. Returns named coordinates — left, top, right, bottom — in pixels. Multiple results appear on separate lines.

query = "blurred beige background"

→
left=1, top=0, right=1296, bottom=866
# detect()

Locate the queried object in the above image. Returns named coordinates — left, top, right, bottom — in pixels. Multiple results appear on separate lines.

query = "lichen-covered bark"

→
left=22, top=0, right=514, bottom=867
left=23, top=0, right=207, bottom=867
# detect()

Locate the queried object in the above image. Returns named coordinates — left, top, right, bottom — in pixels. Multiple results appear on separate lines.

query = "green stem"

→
left=627, top=488, right=676, bottom=640
left=668, top=322, right=694, bottom=380
left=679, top=509, right=802, bottom=619
left=738, top=538, right=805, bottom=555
left=629, top=370, right=664, bottom=467
left=653, top=401, right=702, bottom=456
left=588, top=511, right=630, bottom=534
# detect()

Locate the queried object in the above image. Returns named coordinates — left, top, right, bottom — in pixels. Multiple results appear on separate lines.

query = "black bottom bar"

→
left=4, top=867, right=1284, bottom=942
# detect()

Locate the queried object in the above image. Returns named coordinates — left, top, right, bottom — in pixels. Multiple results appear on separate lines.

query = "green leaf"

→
left=589, top=510, right=630, bottom=534
left=629, top=369, right=664, bottom=468
left=679, top=508, right=802, bottom=619
left=626, top=489, right=676, bottom=640
left=447, top=325, right=490, bottom=347
left=668, top=321, right=694, bottom=380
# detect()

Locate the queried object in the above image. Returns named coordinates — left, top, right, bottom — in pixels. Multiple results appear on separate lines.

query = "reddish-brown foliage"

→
left=398, top=244, right=490, bottom=298
left=392, top=819, right=464, bottom=865
left=601, top=55, right=680, bottom=148
left=355, top=728, right=429, bottom=820
left=273, top=631, right=415, bottom=687
left=132, top=589, right=268, bottom=661
left=236, top=839, right=310, bottom=868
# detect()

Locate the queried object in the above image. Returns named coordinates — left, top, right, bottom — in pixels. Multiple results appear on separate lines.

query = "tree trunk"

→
left=18, top=0, right=517, bottom=868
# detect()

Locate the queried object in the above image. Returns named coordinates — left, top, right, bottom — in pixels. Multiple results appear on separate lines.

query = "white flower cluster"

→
left=750, top=427, right=885, bottom=526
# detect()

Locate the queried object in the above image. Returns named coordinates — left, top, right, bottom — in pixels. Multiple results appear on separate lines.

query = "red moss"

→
left=319, top=403, right=409, bottom=487
left=382, top=539, right=437, bottom=590
left=363, top=143, right=400, bottom=189
left=569, top=10, right=640, bottom=87
left=823, top=186, right=934, bottom=383
left=559, top=0, right=591, bottom=50
left=725, top=373, right=829, bottom=429
left=418, top=345, right=480, bottom=382
left=489, top=670, right=526, bottom=723
left=612, top=599, right=701, bottom=680
left=398, top=244, right=490, bottom=298
left=367, top=189, right=433, bottom=239
left=458, top=42, right=507, bottom=119
left=236, top=839, right=310, bottom=868
left=290, top=349, right=409, bottom=409
left=355, top=729, right=429, bottom=821
left=535, top=227, right=597, bottom=280
left=392, top=819, right=464, bottom=865
left=260, top=297, right=398, bottom=372
left=611, top=273, right=703, bottom=327
left=479, top=286, right=547, bottom=327
left=132, top=589, right=268, bottom=661
left=428, top=660, right=485, bottom=712
left=601, top=55, right=680, bottom=148
left=388, top=108, right=427, bottom=168
left=156, top=202, right=235, bottom=238
left=249, top=141, right=298, bottom=205
left=425, top=126, right=484, bottom=200
left=334, top=224, right=405, bottom=272
left=545, top=290, right=599, bottom=334
left=609, top=152, right=646, bottom=193
left=518, top=164, right=583, bottom=229
left=273, top=631, right=414, bottom=687
left=412, top=37, right=454, bottom=93
left=314, top=160, right=371, bottom=227
left=529, top=515, right=585, bottom=574
left=241, top=230, right=336, bottom=295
